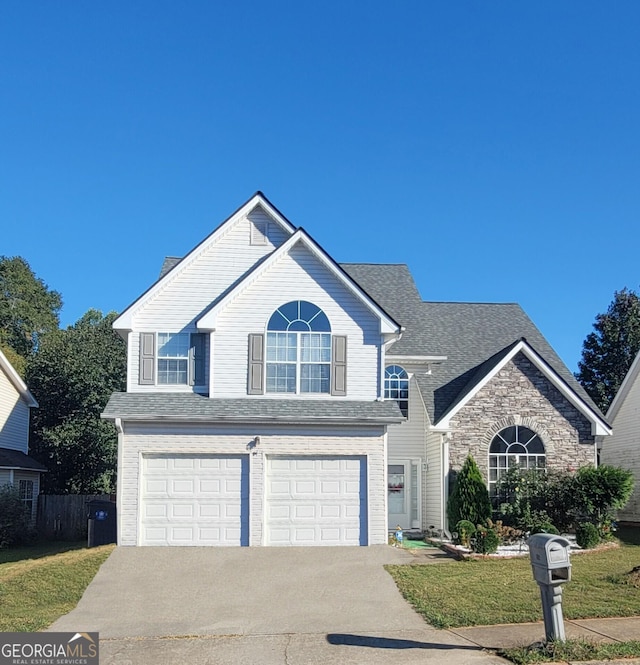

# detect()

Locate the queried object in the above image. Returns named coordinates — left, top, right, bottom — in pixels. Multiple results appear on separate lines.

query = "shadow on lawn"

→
left=616, top=525, right=640, bottom=546
left=0, top=541, right=86, bottom=565
left=327, top=634, right=483, bottom=651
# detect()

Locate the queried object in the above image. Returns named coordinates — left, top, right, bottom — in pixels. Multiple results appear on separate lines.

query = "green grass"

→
left=0, top=541, right=114, bottom=631
left=499, top=639, right=640, bottom=664
left=386, top=542, right=640, bottom=629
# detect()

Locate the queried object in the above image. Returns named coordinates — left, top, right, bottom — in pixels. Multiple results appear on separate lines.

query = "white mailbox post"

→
left=527, top=533, right=572, bottom=642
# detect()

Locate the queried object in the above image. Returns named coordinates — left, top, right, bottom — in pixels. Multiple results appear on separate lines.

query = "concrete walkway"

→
left=48, top=546, right=640, bottom=665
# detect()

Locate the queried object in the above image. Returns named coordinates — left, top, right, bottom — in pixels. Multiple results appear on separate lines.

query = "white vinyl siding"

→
left=213, top=244, right=380, bottom=400
left=424, top=430, right=444, bottom=532
left=386, top=375, right=428, bottom=528
left=602, top=372, right=640, bottom=522
left=118, top=423, right=387, bottom=547
left=133, top=208, right=290, bottom=330
left=0, top=368, right=31, bottom=453
left=0, top=470, right=11, bottom=485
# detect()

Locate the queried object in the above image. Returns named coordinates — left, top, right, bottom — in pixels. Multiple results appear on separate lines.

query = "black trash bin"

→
left=87, top=499, right=117, bottom=547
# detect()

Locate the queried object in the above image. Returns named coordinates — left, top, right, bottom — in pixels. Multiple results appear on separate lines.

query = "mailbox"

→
left=528, top=533, right=572, bottom=642
left=528, top=533, right=571, bottom=586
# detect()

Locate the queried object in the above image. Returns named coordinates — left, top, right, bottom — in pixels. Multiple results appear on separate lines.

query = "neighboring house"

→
left=601, top=350, right=640, bottom=524
left=103, top=192, right=611, bottom=546
left=0, top=349, right=46, bottom=521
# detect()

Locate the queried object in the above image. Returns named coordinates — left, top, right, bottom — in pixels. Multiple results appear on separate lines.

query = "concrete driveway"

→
left=50, top=546, right=507, bottom=665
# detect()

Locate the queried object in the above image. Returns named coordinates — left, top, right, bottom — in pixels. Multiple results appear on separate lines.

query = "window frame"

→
left=139, top=331, right=206, bottom=387
left=265, top=301, right=332, bottom=395
left=157, top=332, right=191, bottom=385
left=385, top=365, right=409, bottom=417
left=488, top=425, right=546, bottom=496
left=19, top=479, right=34, bottom=518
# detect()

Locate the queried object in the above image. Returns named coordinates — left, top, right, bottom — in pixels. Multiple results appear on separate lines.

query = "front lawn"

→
left=0, top=541, right=114, bottom=631
left=386, top=543, right=640, bottom=629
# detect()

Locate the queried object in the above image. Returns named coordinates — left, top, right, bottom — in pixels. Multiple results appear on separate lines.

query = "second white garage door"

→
left=140, top=454, right=249, bottom=546
left=266, top=455, right=368, bottom=546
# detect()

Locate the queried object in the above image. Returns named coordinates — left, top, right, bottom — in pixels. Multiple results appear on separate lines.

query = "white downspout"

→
left=442, top=432, right=450, bottom=537
left=115, top=418, right=124, bottom=545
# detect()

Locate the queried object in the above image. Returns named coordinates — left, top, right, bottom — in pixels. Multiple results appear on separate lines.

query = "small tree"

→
left=448, top=455, right=492, bottom=528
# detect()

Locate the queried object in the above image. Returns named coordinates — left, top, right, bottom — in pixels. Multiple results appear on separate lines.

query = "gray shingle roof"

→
left=102, top=392, right=405, bottom=424
left=342, top=264, right=603, bottom=424
left=159, top=256, right=182, bottom=279
left=0, top=448, right=48, bottom=472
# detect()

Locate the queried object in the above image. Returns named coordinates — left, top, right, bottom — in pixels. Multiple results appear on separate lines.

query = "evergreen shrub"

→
left=455, top=520, right=476, bottom=547
left=448, top=455, right=492, bottom=527
left=474, top=526, right=499, bottom=554
left=576, top=522, right=600, bottom=549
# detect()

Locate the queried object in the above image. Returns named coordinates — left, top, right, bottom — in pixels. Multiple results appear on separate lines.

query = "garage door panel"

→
left=266, top=455, right=367, bottom=546
left=145, top=479, right=169, bottom=494
left=171, top=479, right=194, bottom=494
left=140, top=454, right=249, bottom=546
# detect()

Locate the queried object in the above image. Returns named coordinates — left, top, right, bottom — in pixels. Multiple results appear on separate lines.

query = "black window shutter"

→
left=248, top=333, right=264, bottom=395
left=331, top=335, right=347, bottom=396
left=190, top=333, right=206, bottom=386
left=139, top=332, right=156, bottom=385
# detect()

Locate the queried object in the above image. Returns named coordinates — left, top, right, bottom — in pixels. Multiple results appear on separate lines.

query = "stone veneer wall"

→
left=448, top=353, right=595, bottom=480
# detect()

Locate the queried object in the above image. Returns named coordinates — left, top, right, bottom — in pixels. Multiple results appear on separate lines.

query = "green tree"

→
left=576, top=288, right=640, bottom=413
left=26, top=310, right=126, bottom=493
left=448, top=455, right=492, bottom=528
left=0, top=256, right=62, bottom=362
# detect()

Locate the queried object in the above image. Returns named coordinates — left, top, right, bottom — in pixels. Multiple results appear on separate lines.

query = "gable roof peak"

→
left=114, top=192, right=297, bottom=330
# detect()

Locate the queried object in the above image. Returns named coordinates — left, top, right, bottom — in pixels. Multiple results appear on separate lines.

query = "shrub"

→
left=0, top=484, right=33, bottom=548
left=455, top=520, right=476, bottom=547
left=569, top=465, right=634, bottom=534
left=448, top=455, right=492, bottom=527
left=576, top=522, right=600, bottom=549
left=531, top=522, right=560, bottom=535
left=474, top=526, right=499, bottom=554
left=487, top=519, right=525, bottom=544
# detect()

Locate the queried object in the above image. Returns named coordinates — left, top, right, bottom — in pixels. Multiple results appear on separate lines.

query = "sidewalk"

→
left=452, top=615, right=640, bottom=664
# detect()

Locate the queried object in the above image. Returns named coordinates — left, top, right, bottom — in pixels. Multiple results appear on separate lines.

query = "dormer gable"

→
left=113, top=192, right=296, bottom=332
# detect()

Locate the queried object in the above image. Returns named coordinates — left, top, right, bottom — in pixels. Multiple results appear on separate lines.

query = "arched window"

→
left=385, top=365, right=409, bottom=417
left=488, top=425, right=545, bottom=495
left=266, top=301, right=331, bottom=393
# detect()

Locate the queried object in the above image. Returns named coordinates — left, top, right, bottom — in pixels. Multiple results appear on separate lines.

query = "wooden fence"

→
left=37, top=494, right=114, bottom=541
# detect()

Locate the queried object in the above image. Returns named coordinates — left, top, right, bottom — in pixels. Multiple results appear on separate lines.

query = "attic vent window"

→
left=251, top=220, right=269, bottom=245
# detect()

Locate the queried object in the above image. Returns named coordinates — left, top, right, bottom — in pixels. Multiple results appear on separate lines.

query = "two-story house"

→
left=0, top=348, right=46, bottom=521
left=103, top=192, right=611, bottom=546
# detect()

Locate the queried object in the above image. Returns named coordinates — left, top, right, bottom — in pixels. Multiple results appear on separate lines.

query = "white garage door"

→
left=266, top=455, right=367, bottom=546
left=140, top=454, right=249, bottom=546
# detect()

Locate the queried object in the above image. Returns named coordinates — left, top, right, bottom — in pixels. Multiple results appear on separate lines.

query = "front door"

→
left=387, top=460, right=420, bottom=530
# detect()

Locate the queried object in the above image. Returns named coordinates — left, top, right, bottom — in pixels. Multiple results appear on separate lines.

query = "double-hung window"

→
left=19, top=479, right=34, bottom=518
left=157, top=332, right=190, bottom=384
left=266, top=301, right=331, bottom=394
left=139, top=331, right=206, bottom=386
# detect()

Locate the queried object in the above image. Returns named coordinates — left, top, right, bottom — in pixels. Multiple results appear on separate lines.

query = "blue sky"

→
left=2, top=2, right=639, bottom=373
